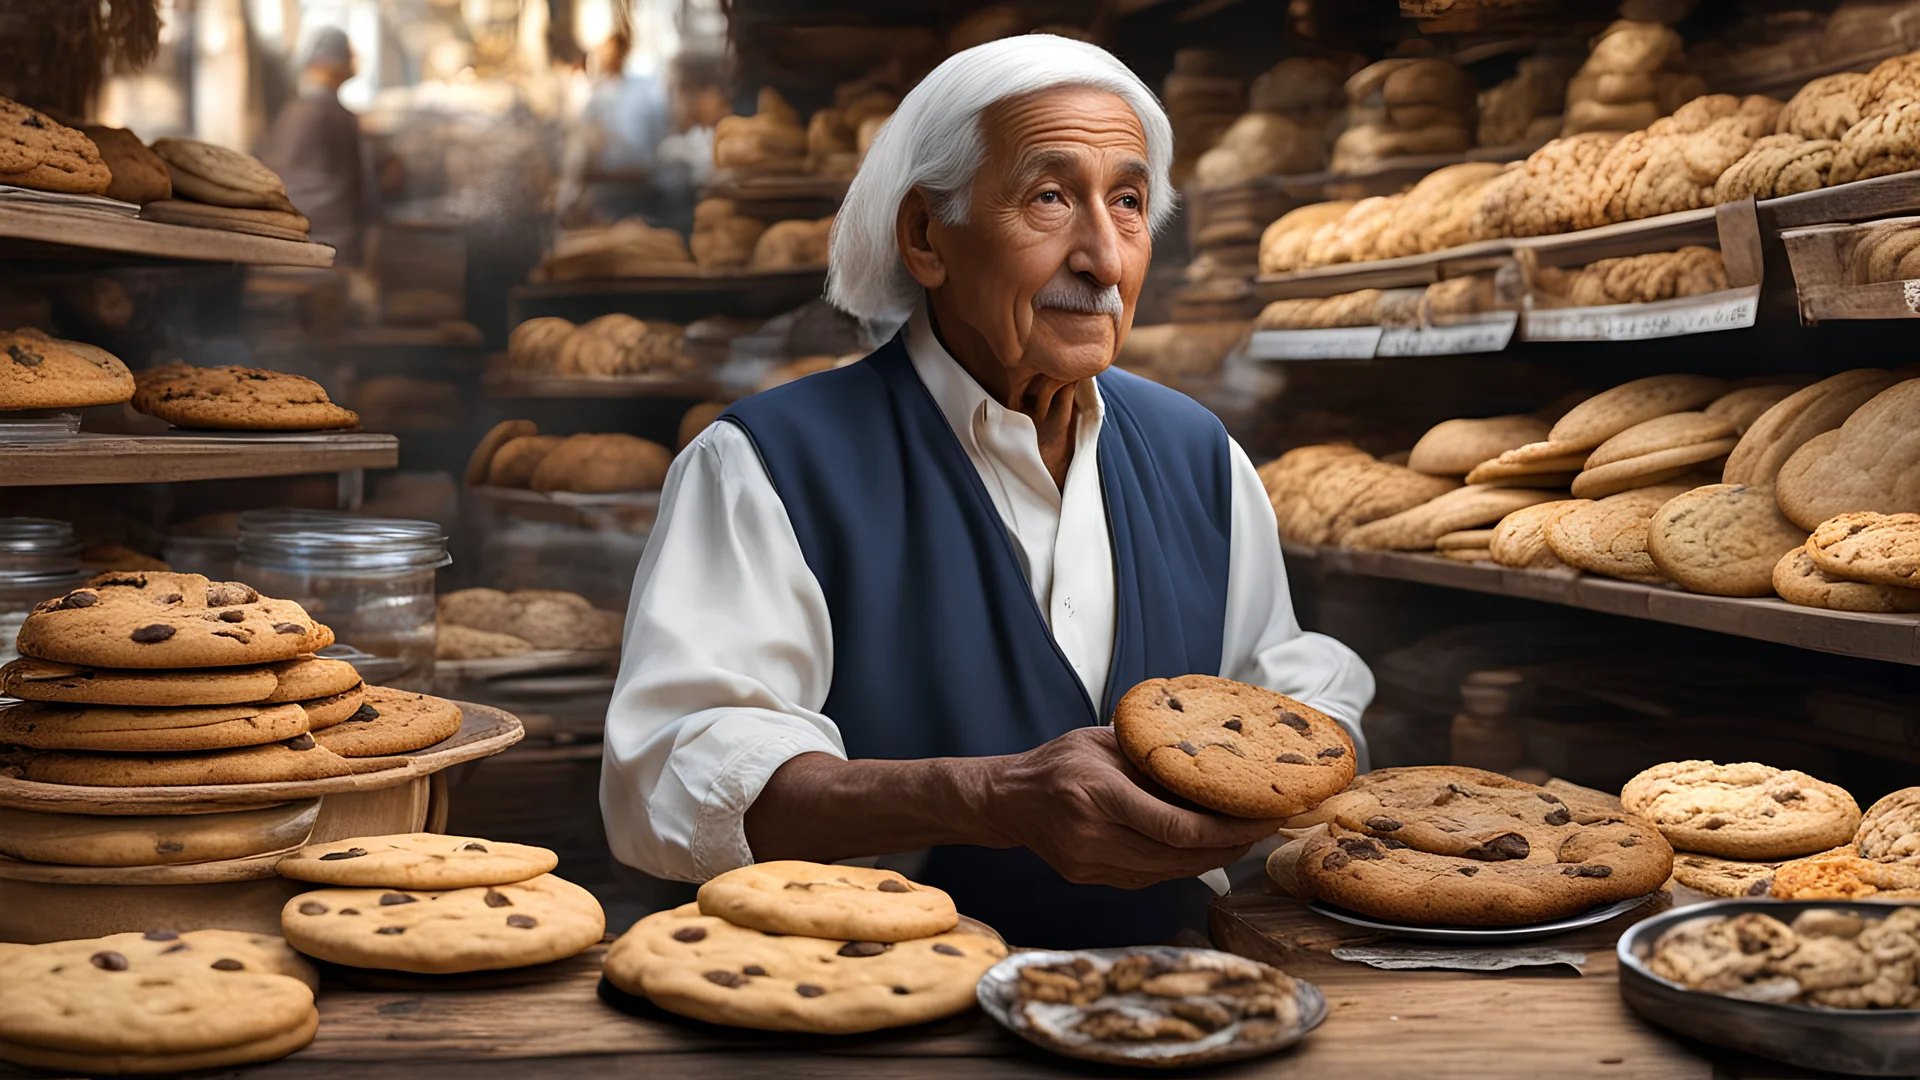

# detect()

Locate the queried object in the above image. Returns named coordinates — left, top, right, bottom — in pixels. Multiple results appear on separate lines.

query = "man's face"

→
left=923, top=87, right=1153, bottom=385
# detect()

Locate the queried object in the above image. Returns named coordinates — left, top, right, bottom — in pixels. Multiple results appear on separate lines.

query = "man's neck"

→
left=925, top=299, right=1079, bottom=488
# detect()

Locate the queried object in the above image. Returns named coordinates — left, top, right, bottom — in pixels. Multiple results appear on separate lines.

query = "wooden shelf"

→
left=1779, top=214, right=1920, bottom=322
left=0, top=432, right=398, bottom=487
left=1285, top=543, right=1920, bottom=667
left=483, top=362, right=725, bottom=401
left=0, top=204, right=335, bottom=267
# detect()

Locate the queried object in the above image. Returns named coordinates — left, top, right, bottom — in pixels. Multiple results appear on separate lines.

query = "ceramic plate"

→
left=1307, top=893, right=1656, bottom=943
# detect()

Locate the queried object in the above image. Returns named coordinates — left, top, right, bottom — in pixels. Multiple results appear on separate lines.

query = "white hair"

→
left=826, top=34, right=1176, bottom=325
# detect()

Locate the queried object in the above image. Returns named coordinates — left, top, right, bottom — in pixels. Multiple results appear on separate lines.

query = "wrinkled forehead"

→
left=977, top=85, right=1151, bottom=184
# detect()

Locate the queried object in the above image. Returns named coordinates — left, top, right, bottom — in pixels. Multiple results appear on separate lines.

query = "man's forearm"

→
left=743, top=752, right=1007, bottom=864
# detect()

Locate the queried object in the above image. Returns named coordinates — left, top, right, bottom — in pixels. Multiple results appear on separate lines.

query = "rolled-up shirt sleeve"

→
left=1217, top=439, right=1376, bottom=770
left=600, top=421, right=846, bottom=882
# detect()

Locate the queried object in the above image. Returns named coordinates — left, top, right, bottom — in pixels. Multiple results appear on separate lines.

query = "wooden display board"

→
left=0, top=432, right=398, bottom=487
left=0, top=204, right=335, bottom=267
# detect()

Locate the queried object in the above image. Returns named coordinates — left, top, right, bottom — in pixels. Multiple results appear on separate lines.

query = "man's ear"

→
left=896, top=187, right=947, bottom=290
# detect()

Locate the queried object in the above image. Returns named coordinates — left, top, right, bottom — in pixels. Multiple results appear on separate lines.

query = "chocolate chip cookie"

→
left=0, top=96, right=111, bottom=195
left=0, top=328, right=135, bottom=410
left=1288, top=766, right=1673, bottom=926
left=0, top=656, right=279, bottom=706
left=130, top=365, right=358, bottom=431
left=1857, top=787, right=1920, bottom=862
left=14, top=572, right=319, bottom=669
left=0, top=700, right=310, bottom=753
left=1670, top=853, right=1783, bottom=898
left=1112, top=675, right=1356, bottom=818
left=0, top=736, right=353, bottom=787
left=280, top=873, right=604, bottom=973
left=1621, top=760, right=1861, bottom=860
left=278, top=833, right=558, bottom=890
left=309, top=686, right=462, bottom=757
left=698, top=861, right=959, bottom=943
left=297, top=684, right=365, bottom=729
left=604, top=902, right=1007, bottom=1034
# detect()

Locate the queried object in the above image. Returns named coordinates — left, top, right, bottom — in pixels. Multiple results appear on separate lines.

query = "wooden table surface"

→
left=0, top=891, right=1845, bottom=1079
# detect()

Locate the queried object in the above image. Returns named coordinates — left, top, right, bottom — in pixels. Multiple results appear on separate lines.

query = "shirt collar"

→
left=903, top=299, right=1105, bottom=456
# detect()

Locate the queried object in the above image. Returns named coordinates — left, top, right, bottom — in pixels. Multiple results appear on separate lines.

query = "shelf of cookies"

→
left=0, top=432, right=399, bottom=488
left=0, top=202, right=335, bottom=269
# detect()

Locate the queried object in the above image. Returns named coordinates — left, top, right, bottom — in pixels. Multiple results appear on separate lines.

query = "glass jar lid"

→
left=0, top=517, right=83, bottom=585
left=237, top=509, right=452, bottom=573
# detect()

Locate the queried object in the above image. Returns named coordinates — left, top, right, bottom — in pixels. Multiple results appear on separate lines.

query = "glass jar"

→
left=0, top=518, right=88, bottom=669
left=235, top=510, right=450, bottom=692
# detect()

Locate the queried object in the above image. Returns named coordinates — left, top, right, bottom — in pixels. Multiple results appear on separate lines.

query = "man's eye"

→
left=1037, top=191, right=1061, bottom=204
left=1117, top=194, right=1140, bottom=210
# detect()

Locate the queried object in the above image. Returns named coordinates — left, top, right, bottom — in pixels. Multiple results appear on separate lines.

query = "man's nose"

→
left=1065, top=200, right=1125, bottom=288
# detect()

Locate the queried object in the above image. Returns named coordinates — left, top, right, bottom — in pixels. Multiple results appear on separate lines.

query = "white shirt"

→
left=600, top=304, right=1376, bottom=883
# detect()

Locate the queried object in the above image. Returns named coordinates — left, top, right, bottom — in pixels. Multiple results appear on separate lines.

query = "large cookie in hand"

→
left=1112, top=675, right=1355, bottom=818
left=697, top=860, right=958, bottom=943
left=14, top=572, right=319, bottom=670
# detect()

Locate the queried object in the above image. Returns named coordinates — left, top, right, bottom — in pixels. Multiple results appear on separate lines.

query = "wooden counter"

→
left=0, top=891, right=1835, bottom=1079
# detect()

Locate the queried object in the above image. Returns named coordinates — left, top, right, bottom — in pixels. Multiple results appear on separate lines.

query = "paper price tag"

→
left=1244, top=327, right=1383, bottom=361
left=1375, top=313, right=1517, bottom=356
left=1522, top=288, right=1759, bottom=341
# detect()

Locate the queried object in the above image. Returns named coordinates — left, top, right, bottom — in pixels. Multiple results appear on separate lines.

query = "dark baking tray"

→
left=1617, top=899, right=1920, bottom=1076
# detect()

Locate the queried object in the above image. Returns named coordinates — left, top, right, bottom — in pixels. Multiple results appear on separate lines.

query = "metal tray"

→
left=976, top=946, right=1325, bottom=1069
left=1617, top=898, right=1920, bottom=1077
left=1308, top=893, right=1654, bottom=943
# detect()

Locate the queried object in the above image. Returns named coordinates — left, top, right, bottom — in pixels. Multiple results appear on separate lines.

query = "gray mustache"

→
left=1033, top=275, right=1123, bottom=317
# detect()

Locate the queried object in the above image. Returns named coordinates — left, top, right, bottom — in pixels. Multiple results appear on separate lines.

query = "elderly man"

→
left=602, top=35, right=1373, bottom=947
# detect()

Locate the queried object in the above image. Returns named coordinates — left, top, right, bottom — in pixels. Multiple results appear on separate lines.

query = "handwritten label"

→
left=1903, top=280, right=1920, bottom=314
left=1244, top=327, right=1383, bottom=361
left=1522, top=287, right=1759, bottom=342
left=1375, top=313, right=1518, bottom=357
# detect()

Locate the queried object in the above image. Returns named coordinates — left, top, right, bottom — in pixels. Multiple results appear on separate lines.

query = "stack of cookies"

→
left=464, top=420, right=674, bottom=495
left=1531, top=247, right=1729, bottom=311
left=1561, top=20, right=1703, bottom=137
left=278, top=833, right=604, bottom=973
left=131, top=363, right=359, bottom=431
left=606, top=859, right=1008, bottom=1033
left=1272, top=766, right=1675, bottom=927
left=0, top=929, right=320, bottom=1072
left=1769, top=786, right=1920, bottom=901
left=533, top=218, right=694, bottom=282
left=1163, top=50, right=1245, bottom=188
left=0, top=571, right=465, bottom=789
left=144, top=139, right=310, bottom=242
left=1621, top=760, right=1862, bottom=899
left=506, top=314, right=688, bottom=378
left=1477, top=55, right=1576, bottom=148
left=1258, top=445, right=1459, bottom=547
left=1649, top=906, right=1920, bottom=1009
left=0, top=328, right=134, bottom=412
left=0, top=96, right=111, bottom=197
left=435, top=587, right=623, bottom=661
left=1777, top=510, right=1920, bottom=614
left=713, top=88, right=808, bottom=177
left=1331, top=58, right=1476, bottom=174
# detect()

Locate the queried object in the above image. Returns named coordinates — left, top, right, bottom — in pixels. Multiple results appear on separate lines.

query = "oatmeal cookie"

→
left=1621, top=760, right=1861, bottom=859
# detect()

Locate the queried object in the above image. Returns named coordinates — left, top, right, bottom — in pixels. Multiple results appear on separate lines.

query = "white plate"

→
left=1307, top=893, right=1656, bottom=943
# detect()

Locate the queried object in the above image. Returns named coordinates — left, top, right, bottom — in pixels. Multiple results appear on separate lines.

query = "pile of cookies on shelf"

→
left=0, top=327, right=134, bottom=412
left=1331, top=58, right=1478, bottom=174
left=435, top=587, right=623, bottom=661
left=506, top=314, right=687, bottom=378
left=0, top=929, right=322, bottom=1072
left=1648, top=905, right=1920, bottom=1009
left=1531, top=246, right=1728, bottom=308
left=1477, top=55, right=1575, bottom=148
left=131, top=362, right=359, bottom=431
left=1561, top=20, right=1703, bottom=136
left=277, top=832, right=604, bottom=975
left=143, top=138, right=311, bottom=241
left=605, top=858, right=1007, bottom=1033
left=1255, top=276, right=1504, bottom=332
left=463, top=419, right=673, bottom=495
left=532, top=218, right=694, bottom=282
left=1190, top=57, right=1347, bottom=189
left=692, top=199, right=834, bottom=273
left=0, top=571, right=461, bottom=788
left=1624, top=759, right=1920, bottom=905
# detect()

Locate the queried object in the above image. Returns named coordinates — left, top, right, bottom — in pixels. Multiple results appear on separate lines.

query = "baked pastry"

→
left=1489, top=499, right=1584, bottom=570
left=698, top=861, right=959, bottom=942
left=1284, top=766, right=1673, bottom=926
left=1545, top=485, right=1695, bottom=582
left=536, top=218, right=693, bottom=281
left=692, top=199, right=769, bottom=271
left=527, top=434, right=674, bottom=494
left=131, top=364, right=357, bottom=430
left=1773, top=379, right=1920, bottom=530
left=1776, top=73, right=1870, bottom=142
left=278, top=833, right=557, bottom=889
left=0, top=96, right=110, bottom=195
left=1806, top=511, right=1920, bottom=588
left=1857, top=786, right=1920, bottom=862
left=486, top=435, right=566, bottom=488
left=750, top=216, right=834, bottom=271
left=1645, top=484, right=1807, bottom=596
left=714, top=88, right=808, bottom=175
left=1340, top=486, right=1561, bottom=552
left=15, top=571, right=319, bottom=670
left=1548, top=375, right=1729, bottom=452
left=78, top=125, right=171, bottom=203
left=436, top=622, right=534, bottom=660
left=1409, top=416, right=1552, bottom=477
left=1468, top=132, right=1624, bottom=240
left=1772, top=544, right=1920, bottom=612
left=0, top=737, right=354, bottom=786
left=1194, top=111, right=1323, bottom=187
left=309, top=686, right=462, bottom=757
left=1570, top=411, right=1738, bottom=499
left=282, top=874, right=604, bottom=973
left=0, top=700, right=310, bottom=753
left=466, top=420, right=539, bottom=487
left=1670, top=852, right=1783, bottom=898
left=1112, top=675, right=1355, bottom=818
left=0, top=328, right=134, bottom=409
left=150, top=137, right=294, bottom=211
left=1258, top=202, right=1355, bottom=275
left=1260, top=445, right=1459, bottom=546
left=1769, top=847, right=1920, bottom=902
left=1704, top=383, right=1806, bottom=434
left=507, top=319, right=575, bottom=371
left=1621, top=761, right=1861, bottom=860
left=1724, top=369, right=1901, bottom=487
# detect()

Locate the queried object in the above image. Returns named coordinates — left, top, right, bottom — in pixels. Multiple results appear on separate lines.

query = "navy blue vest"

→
left=721, top=335, right=1233, bottom=947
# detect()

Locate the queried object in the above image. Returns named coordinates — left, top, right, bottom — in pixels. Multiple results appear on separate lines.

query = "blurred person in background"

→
left=255, top=26, right=368, bottom=264
left=557, top=30, right=671, bottom=227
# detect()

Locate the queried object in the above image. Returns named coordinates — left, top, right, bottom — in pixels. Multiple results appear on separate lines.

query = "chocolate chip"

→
left=891, top=986, right=911, bottom=995
left=742, top=965, right=767, bottom=976
left=1701, top=816, right=1728, bottom=830
left=1619, top=837, right=1639, bottom=847
left=284, top=734, right=316, bottom=750
left=347, top=704, right=379, bottom=723
left=705, top=970, right=746, bottom=988
left=507, top=914, right=537, bottom=928
left=1318, top=746, right=1345, bottom=759
left=130, top=623, right=176, bottom=643
left=1175, top=740, right=1200, bottom=756
left=205, top=583, right=257, bottom=607
left=8, top=344, right=43, bottom=367
left=21, top=114, right=43, bottom=128
left=1457, top=866, right=1478, bottom=876
left=1536, top=792, right=1563, bottom=804
left=160, top=592, right=183, bottom=604
left=932, top=943, right=963, bottom=956
left=1222, top=718, right=1242, bottom=732
left=1562, top=865, right=1612, bottom=878
left=340, top=909, right=360, bottom=915
left=462, top=842, right=488, bottom=852
left=1467, top=833, right=1530, bottom=861
left=1364, top=816, right=1402, bottom=832
left=1165, top=694, right=1183, bottom=711
left=142, top=930, right=179, bottom=941
left=876, top=879, right=910, bottom=893
left=1274, top=710, right=1311, bottom=734
left=1321, top=849, right=1350, bottom=871
left=51, top=590, right=98, bottom=610
left=1773, top=789, right=1803, bottom=803
left=1378, top=836, right=1409, bottom=849
left=672, top=927, right=707, bottom=943
left=1545, top=807, right=1571, bottom=826
left=218, top=610, right=247, bottom=622
left=94, top=574, right=146, bottom=588
left=299, top=901, right=329, bottom=915
left=274, top=623, right=305, bottom=635
left=837, top=941, right=890, bottom=957
left=319, top=847, right=368, bottom=860
left=1276, top=753, right=1310, bottom=764
left=1747, top=878, right=1773, bottom=896
left=380, top=893, right=416, bottom=905
left=162, top=944, right=186, bottom=953
left=484, top=890, right=512, bottom=908
left=90, top=951, right=128, bottom=971
left=796, top=984, right=825, bottom=997
left=1337, top=837, right=1385, bottom=860
left=211, top=958, right=245, bottom=971
left=376, top=926, right=405, bottom=935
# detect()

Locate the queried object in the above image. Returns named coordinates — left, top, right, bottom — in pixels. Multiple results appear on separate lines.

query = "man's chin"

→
left=1027, top=317, right=1118, bottom=380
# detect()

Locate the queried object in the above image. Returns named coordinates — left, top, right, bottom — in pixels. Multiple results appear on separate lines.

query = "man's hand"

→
left=960, top=727, right=1282, bottom=889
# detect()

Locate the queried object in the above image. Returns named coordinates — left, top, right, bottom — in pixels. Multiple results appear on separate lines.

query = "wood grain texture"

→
left=0, top=432, right=397, bottom=487
left=0, top=203, right=335, bottom=267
